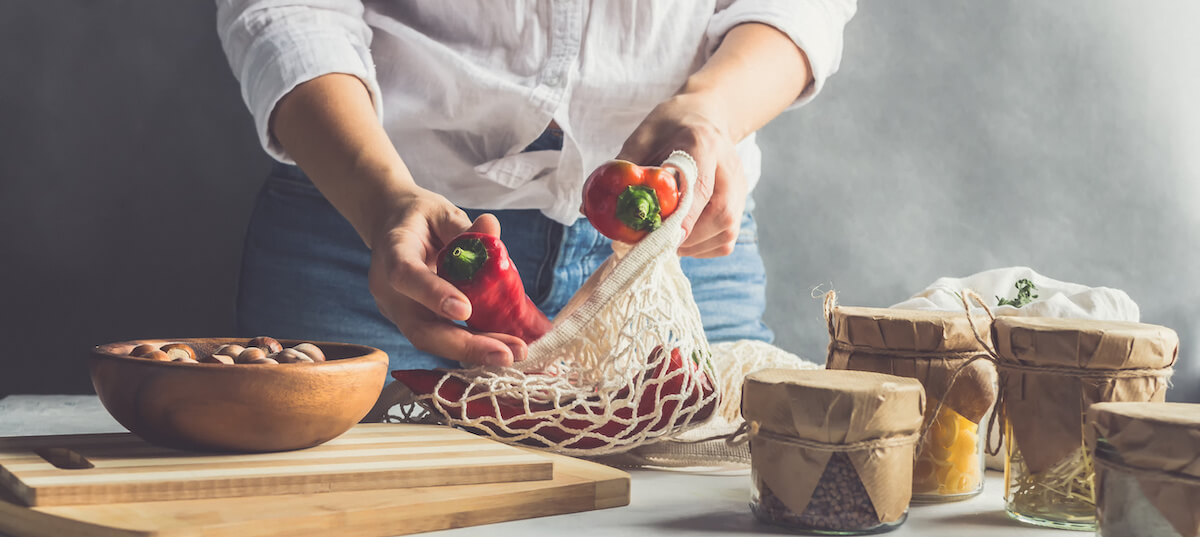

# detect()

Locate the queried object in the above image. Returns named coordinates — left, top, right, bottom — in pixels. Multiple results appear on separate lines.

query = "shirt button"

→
left=544, top=73, right=563, bottom=87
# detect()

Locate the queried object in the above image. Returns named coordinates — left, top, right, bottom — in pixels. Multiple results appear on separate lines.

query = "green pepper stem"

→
left=616, top=185, right=662, bottom=232
left=442, top=238, right=488, bottom=281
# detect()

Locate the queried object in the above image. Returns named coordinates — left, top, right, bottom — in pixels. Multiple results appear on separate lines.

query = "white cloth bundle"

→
left=891, top=266, right=1139, bottom=321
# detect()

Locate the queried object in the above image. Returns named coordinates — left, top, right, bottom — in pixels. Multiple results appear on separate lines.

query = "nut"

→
left=274, top=349, right=314, bottom=364
left=129, top=343, right=160, bottom=358
left=143, top=350, right=171, bottom=362
left=200, top=353, right=235, bottom=365
left=213, top=344, right=245, bottom=358
left=247, top=336, right=283, bottom=354
left=161, top=343, right=196, bottom=362
left=171, top=356, right=199, bottom=363
left=247, top=357, right=279, bottom=365
left=291, top=343, right=325, bottom=362
left=236, top=347, right=267, bottom=364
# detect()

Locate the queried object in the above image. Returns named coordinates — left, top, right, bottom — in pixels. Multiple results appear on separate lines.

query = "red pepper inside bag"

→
left=392, top=345, right=717, bottom=451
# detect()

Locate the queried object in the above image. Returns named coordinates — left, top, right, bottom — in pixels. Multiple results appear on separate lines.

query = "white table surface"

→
left=0, top=396, right=1077, bottom=537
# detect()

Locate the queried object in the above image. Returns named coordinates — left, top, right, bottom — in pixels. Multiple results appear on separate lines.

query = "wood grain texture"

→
left=89, top=338, right=388, bottom=453
left=0, top=446, right=630, bottom=537
left=0, top=424, right=552, bottom=506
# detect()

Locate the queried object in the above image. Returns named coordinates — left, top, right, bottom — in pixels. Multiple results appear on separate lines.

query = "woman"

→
left=215, top=1, right=856, bottom=371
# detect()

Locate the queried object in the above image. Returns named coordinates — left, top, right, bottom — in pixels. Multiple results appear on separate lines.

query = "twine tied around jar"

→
left=938, top=290, right=1176, bottom=456
left=821, top=290, right=1176, bottom=458
left=822, top=290, right=993, bottom=460
left=726, top=419, right=921, bottom=452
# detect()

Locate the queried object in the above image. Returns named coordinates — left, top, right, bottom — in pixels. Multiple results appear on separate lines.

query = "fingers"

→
left=679, top=156, right=747, bottom=258
left=379, top=210, right=502, bottom=323
left=376, top=292, right=528, bottom=366
left=678, top=165, right=716, bottom=240
left=465, top=213, right=501, bottom=237
left=430, top=205, right=473, bottom=247
left=369, top=203, right=528, bottom=365
left=374, top=228, right=474, bottom=321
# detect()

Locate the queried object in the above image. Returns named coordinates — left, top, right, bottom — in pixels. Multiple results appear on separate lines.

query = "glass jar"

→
left=751, top=453, right=907, bottom=535
left=742, top=369, right=925, bottom=536
left=993, top=317, right=1177, bottom=531
left=1004, top=422, right=1096, bottom=530
left=1088, top=402, right=1200, bottom=537
left=913, top=400, right=985, bottom=501
left=1094, top=440, right=1182, bottom=537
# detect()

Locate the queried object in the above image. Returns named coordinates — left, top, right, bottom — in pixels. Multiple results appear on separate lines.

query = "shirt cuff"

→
left=238, top=23, right=382, bottom=164
left=707, top=0, right=857, bottom=108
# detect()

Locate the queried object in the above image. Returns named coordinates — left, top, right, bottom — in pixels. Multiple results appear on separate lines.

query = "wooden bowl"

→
left=89, top=338, right=388, bottom=452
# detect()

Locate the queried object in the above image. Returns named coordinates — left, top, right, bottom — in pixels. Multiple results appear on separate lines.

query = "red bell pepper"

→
left=391, top=346, right=716, bottom=450
left=582, top=160, right=681, bottom=243
left=437, top=232, right=553, bottom=344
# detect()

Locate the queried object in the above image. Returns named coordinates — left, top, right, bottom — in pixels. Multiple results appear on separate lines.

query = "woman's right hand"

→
left=271, top=74, right=525, bottom=367
left=363, top=191, right=528, bottom=367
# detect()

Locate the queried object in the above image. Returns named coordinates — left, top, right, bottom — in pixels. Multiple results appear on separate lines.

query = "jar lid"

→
left=1087, top=402, right=1200, bottom=478
left=829, top=306, right=992, bottom=352
left=993, top=317, right=1178, bottom=370
left=741, top=369, right=925, bottom=444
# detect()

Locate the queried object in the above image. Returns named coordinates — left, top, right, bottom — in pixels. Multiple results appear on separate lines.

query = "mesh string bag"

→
left=402, top=151, right=720, bottom=456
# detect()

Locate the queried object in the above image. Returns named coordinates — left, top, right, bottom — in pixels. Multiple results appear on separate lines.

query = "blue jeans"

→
left=238, top=134, right=772, bottom=371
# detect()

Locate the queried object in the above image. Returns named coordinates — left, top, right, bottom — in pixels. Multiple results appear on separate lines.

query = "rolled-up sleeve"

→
left=216, top=0, right=382, bottom=163
left=706, top=0, right=857, bottom=107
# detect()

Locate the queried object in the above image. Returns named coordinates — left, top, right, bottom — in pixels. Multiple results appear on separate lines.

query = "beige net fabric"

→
left=409, top=151, right=720, bottom=456
left=596, top=340, right=822, bottom=468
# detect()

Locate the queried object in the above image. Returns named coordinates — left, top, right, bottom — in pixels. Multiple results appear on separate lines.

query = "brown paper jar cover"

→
left=1087, top=402, right=1200, bottom=537
left=993, top=317, right=1178, bottom=474
left=742, top=369, right=926, bottom=524
left=826, top=306, right=997, bottom=423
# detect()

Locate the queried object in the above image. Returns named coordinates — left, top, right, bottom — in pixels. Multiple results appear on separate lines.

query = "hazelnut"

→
left=247, top=336, right=283, bottom=354
left=129, top=343, right=160, bottom=358
left=236, top=347, right=267, bottom=364
left=292, top=343, right=325, bottom=362
left=213, top=344, right=245, bottom=358
left=247, top=357, right=279, bottom=365
left=200, top=353, right=234, bottom=365
left=274, top=349, right=313, bottom=364
left=144, top=350, right=171, bottom=361
left=171, top=356, right=199, bottom=364
left=161, top=343, right=196, bottom=362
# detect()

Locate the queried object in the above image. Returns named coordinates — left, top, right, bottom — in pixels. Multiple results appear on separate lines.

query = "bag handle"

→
left=521, top=151, right=699, bottom=370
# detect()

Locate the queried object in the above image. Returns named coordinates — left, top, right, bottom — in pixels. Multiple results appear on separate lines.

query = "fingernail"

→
left=508, top=343, right=526, bottom=362
left=441, top=297, right=470, bottom=319
left=484, top=351, right=511, bottom=366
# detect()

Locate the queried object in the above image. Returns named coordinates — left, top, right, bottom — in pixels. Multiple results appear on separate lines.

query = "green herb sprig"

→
left=997, top=278, right=1038, bottom=308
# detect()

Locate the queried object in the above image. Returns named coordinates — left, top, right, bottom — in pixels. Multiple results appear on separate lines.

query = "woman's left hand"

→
left=617, top=93, right=746, bottom=259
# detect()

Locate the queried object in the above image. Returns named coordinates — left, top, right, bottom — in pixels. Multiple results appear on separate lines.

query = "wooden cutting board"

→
left=0, top=447, right=630, bottom=537
left=0, top=424, right=552, bottom=506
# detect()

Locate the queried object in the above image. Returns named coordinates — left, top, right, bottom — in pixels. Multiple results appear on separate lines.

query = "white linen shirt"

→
left=216, top=0, right=857, bottom=224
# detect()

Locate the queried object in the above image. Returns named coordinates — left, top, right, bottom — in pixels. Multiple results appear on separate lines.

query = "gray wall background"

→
left=2, top=2, right=1197, bottom=401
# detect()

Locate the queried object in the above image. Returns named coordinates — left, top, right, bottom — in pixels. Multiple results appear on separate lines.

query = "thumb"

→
left=466, top=213, right=502, bottom=237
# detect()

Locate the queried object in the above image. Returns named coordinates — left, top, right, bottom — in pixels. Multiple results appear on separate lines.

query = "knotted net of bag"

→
left=377, top=152, right=717, bottom=456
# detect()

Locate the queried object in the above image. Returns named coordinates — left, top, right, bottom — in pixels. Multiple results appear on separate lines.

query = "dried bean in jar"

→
left=752, top=453, right=899, bottom=534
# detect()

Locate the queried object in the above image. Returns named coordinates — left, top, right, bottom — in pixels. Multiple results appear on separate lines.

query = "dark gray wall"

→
left=0, top=3, right=271, bottom=394
left=2, top=2, right=1196, bottom=401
